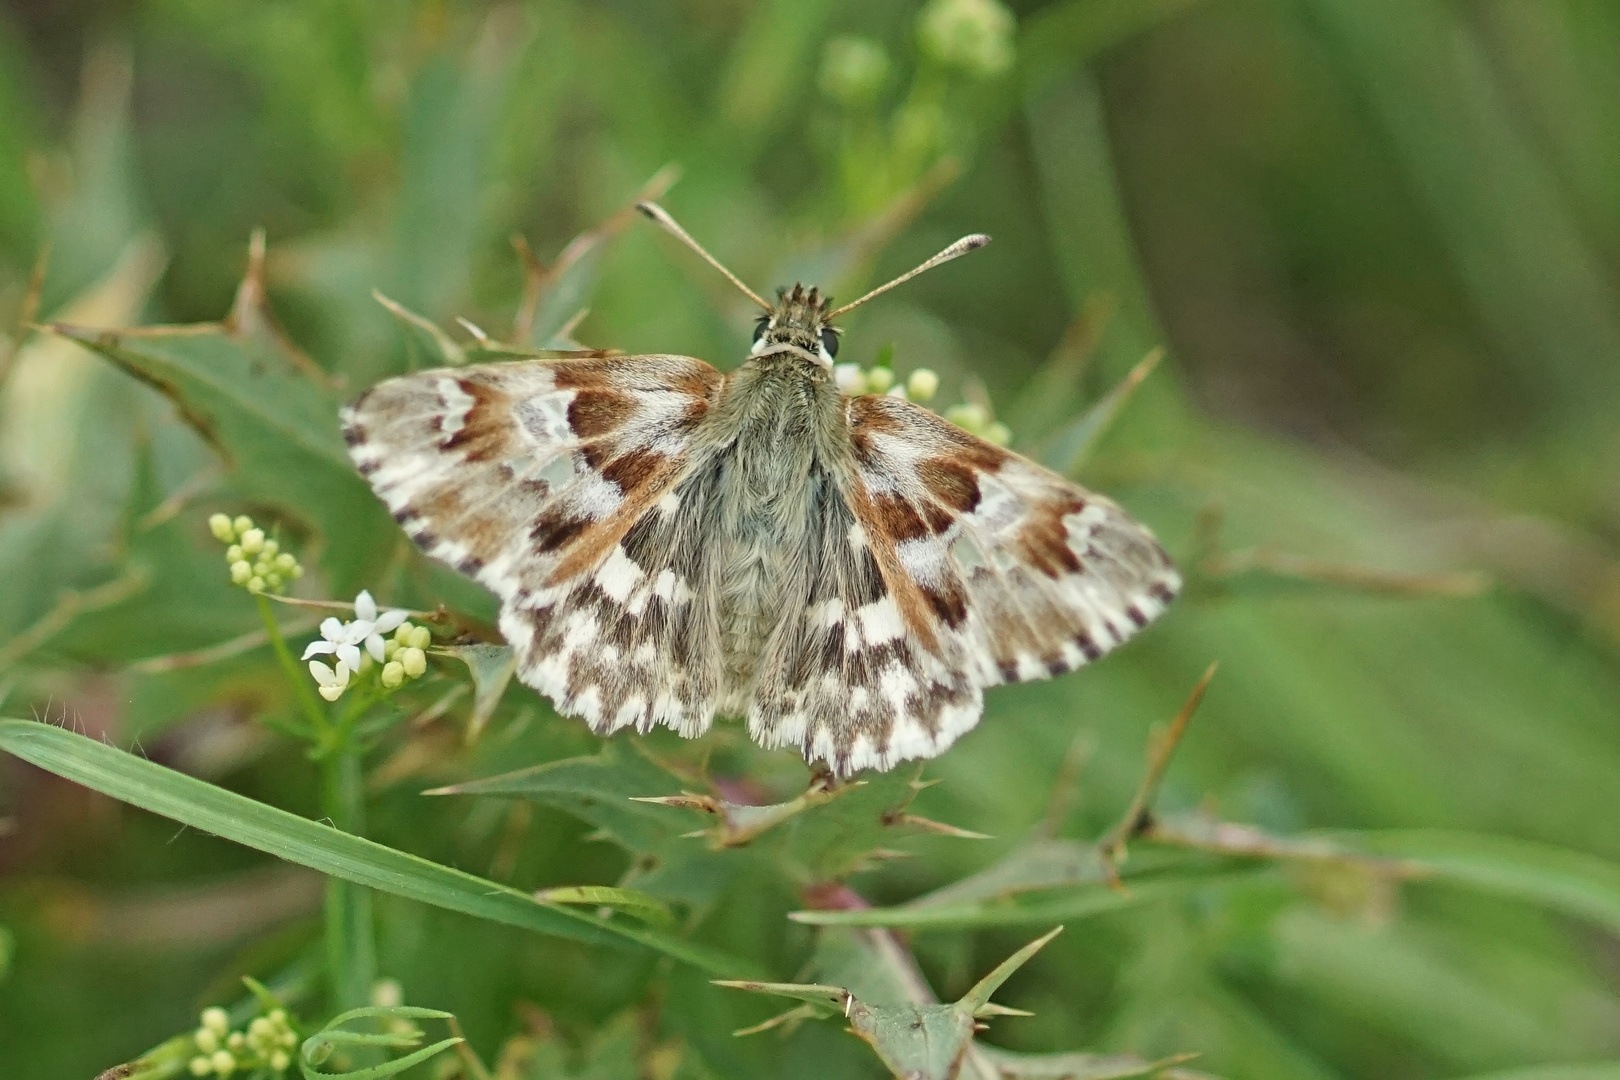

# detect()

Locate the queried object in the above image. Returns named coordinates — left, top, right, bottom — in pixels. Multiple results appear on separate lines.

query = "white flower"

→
left=302, top=617, right=367, bottom=671
left=353, top=590, right=410, bottom=662
left=833, top=363, right=867, bottom=394
left=308, top=659, right=351, bottom=702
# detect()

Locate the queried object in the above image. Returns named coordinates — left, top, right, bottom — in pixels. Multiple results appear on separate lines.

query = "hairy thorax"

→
left=705, top=355, right=845, bottom=709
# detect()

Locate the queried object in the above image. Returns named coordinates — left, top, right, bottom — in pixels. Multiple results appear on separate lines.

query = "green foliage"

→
left=2, top=2, right=1619, bottom=1079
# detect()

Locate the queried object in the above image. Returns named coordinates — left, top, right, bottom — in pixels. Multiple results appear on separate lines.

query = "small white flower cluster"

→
left=834, top=363, right=941, bottom=403
left=301, top=590, right=431, bottom=701
left=944, top=401, right=1012, bottom=446
left=209, top=514, right=304, bottom=595
left=917, top=0, right=1016, bottom=78
left=188, top=1004, right=297, bottom=1077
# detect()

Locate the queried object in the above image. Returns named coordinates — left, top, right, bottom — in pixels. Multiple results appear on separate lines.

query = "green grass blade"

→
left=0, top=719, right=750, bottom=975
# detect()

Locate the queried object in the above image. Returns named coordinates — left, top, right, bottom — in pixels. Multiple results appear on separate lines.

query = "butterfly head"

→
left=750, top=284, right=841, bottom=366
left=636, top=201, right=989, bottom=369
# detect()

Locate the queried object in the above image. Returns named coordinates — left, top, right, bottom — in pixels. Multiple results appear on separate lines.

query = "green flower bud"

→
left=202, top=1007, right=230, bottom=1034
left=291, top=564, right=304, bottom=579
left=945, top=402, right=989, bottom=430
left=917, top=0, right=1015, bottom=78
left=906, top=368, right=940, bottom=402
left=260, top=539, right=278, bottom=558
left=208, top=514, right=235, bottom=543
left=225, top=545, right=244, bottom=563
left=211, top=1049, right=236, bottom=1076
left=381, top=661, right=405, bottom=689
left=984, top=420, right=1012, bottom=446
left=239, top=529, right=265, bottom=555
left=407, top=625, right=432, bottom=650
left=195, top=1028, right=219, bottom=1054
left=189, top=1057, right=212, bottom=1077
left=819, top=36, right=891, bottom=107
left=400, top=647, right=427, bottom=679
left=252, top=560, right=271, bottom=577
left=274, top=552, right=297, bottom=572
left=866, top=366, right=894, bottom=393
left=232, top=515, right=253, bottom=537
left=247, top=576, right=266, bottom=594
left=230, top=562, right=253, bottom=587
left=226, top=1032, right=245, bottom=1051
left=264, top=573, right=283, bottom=590
left=269, top=1049, right=290, bottom=1072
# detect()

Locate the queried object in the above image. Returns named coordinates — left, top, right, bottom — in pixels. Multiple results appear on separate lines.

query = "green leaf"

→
left=0, top=719, right=751, bottom=976
left=433, top=642, right=517, bottom=741
left=1447, top=1067, right=1620, bottom=1080
left=791, top=865, right=1258, bottom=930
left=51, top=319, right=394, bottom=593
left=1344, top=830, right=1620, bottom=935
left=535, top=885, right=677, bottom=929
left=301, top=1037, right=463, bottom=1080
left=719, top=930, right=1064, bottom=1080
left=427, top=742, right=695, bottom=853
left=976, top=1045, right=1198, bottom=1080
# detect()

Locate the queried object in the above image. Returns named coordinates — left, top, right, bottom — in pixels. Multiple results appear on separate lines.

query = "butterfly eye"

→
left=819, top=328, right=840, bottom=358
left=753, top=316, right=772, bottom=343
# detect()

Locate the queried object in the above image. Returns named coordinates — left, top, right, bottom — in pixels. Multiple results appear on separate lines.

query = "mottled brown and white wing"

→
left=751, top=393, right=1179, bottom=775
left=341, top=355, right=728, bottom=737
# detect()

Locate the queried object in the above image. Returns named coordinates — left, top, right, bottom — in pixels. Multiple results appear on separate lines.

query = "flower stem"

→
left=255, top=593, right=329, bottom=738
left=254, top=593, right=375, bottom=1010
left=322, top=749, right=376, bottom=1012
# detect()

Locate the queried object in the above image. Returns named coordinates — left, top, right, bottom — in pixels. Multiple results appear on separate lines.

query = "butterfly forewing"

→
left=341, top=355, right=729, bottom=736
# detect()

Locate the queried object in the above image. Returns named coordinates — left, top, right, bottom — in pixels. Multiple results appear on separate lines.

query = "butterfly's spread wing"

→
left=342, top=355, right=727, bottom=736
left=753, top=393, right=1179, bottom=775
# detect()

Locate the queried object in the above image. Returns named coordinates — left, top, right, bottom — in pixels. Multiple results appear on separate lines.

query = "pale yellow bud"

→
left=407, top=625, right=432, bottom=650
left=226, top=1032, right=245, bottom=1051
left=239, top=529, right=265, bottom=554
left=945, top=402, right=989, bottom=430
left=189, top=1057, right=212, bottom=1077
left=195, top=1028, right=219, bottom=1053
left=400, top=647, right=427, bottom=678
left=211, top=1050, right=236, bottom=1076
left=247, top=576, right=266, bottom=594
left=208, top=514, right=235, bottom=543
left=269, top=1050, right=290, bottom=1071
left=381, top=661, right=405, bottom=689
left=291, top=564, right=304, bottom=579
left=232, top=515, right=253, bottom=536
left=274, top=552, right=297, bottom=572
left=984, top=421, right=1012, bottom=446
left=906, top=368, right=940, bottom=402
left=202, top=1007, right=230, bottom=1033
left=866, top=366, right=894, bottom=393
left=318, top=684, right=344, bottom=702
left=225, top=545, right=244, bottom=563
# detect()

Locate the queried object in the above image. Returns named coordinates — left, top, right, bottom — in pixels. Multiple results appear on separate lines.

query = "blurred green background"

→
left=1, top=1, right=1619, bottom=1078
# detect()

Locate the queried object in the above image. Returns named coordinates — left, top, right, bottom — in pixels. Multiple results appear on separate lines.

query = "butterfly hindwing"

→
left=758, top=393, right=1180, bottom=773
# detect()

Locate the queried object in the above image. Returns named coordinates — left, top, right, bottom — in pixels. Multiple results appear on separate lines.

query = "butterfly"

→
left=342, top=203, right=1179, bottom=776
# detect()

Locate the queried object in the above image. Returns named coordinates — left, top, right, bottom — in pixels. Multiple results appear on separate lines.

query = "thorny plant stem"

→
left=255, top=592, right=377, bottom=1011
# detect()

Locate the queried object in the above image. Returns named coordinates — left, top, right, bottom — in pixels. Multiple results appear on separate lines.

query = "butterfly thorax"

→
left=702, top=339, right=851, bottom=711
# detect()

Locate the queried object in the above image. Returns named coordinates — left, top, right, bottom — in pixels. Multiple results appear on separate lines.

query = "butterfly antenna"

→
left=637, top=202, right=774, bottom=312
left=826, top=233, right=991, bottom=320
